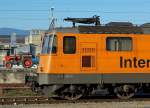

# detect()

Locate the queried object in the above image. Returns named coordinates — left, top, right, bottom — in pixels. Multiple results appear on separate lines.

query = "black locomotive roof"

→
left=78, top=25, right=143, bottom=34
left=59, top=16, right=144, bottom=34
left=55, top=25, right=144, bottom=34
left=141, top=23, right=150, bottom=27
left=53, top=16, right=146, bottom=34
left=106, top=22, right=133, bottom=27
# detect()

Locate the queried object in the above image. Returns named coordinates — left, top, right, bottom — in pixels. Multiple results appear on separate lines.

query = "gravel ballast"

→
left=1, top=101, right=150, bottom=108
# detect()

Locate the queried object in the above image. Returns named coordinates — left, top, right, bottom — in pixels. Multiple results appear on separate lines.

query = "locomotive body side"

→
left=38, top=33, right=150, bottom=84
left=35, top=31, right=150, bottom=100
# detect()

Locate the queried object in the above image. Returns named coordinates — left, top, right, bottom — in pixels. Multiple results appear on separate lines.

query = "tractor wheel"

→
left=5, top=62, right=13, bottom=69
left=23, top=58, right=33, bottom=68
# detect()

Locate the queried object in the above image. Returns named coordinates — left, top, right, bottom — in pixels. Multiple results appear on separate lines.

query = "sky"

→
left=0, top=0, right=150, bottom=30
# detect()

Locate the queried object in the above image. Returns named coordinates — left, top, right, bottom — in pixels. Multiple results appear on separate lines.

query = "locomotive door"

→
left=80, top=43, right=97, bottom=71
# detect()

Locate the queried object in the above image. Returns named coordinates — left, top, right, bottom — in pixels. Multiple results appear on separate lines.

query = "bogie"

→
left=30, top=83, right=150, bottom=100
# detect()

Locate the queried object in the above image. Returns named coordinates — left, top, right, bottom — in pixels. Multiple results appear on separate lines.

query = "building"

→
left=25, top=29, right=46, bottom=55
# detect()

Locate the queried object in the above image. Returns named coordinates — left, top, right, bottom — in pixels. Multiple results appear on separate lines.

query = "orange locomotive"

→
left=34, top=16, right=150, bottom=100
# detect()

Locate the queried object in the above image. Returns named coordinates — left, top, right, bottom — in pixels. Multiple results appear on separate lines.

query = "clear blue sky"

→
left=0, top=0, right=150, bottom=30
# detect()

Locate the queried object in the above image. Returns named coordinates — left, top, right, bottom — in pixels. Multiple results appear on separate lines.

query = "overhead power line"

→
left=0, top=10, right=150, bottom=14
left=0, top=10, right=49, bottom=12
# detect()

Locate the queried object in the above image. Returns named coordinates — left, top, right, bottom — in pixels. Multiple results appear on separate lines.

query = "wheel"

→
left=115, top=85, right=135, bottom=99
left=5, top=62, right=13, bottom=69
left=23, top=58, right=33, bottom=68
left=60, top=85, right=85, bottom=100
left=31, top=81, right=39, bottom=92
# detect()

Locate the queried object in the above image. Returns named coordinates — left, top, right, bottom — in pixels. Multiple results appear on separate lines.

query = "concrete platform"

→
left=0, top=68, right=37, bottom=84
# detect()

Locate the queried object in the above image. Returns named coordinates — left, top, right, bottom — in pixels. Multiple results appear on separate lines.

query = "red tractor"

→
left=3, top=45, right=36, bottom=69
left=4, top=54, right=33, bottom=69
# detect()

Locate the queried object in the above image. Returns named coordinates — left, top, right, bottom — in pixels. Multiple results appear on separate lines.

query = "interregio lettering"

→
left=120, top=56, right=150, bottom=68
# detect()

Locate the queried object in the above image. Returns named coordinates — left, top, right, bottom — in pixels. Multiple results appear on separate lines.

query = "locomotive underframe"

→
left=34, top=73, right=150, bottom=100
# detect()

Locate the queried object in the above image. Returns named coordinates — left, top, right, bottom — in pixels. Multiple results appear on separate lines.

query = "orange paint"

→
left=38, top=33, right=150, bottom=74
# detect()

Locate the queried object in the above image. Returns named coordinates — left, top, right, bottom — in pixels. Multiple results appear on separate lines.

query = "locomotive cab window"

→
left=63, top=36, right=76, bottom=54
left=106, top=37, right=132, bottom=51
left=41, top=35, right=57, bottom=54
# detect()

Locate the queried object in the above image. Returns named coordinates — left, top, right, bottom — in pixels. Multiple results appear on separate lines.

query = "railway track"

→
left=0, top=96, right=150, bottom=105
left=0, top=96, right=51, bottom=105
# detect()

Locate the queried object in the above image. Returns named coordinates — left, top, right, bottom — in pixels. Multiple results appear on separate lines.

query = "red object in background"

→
left=4, top=54, right=33, bottom=69
left=3, top=44, right=36, bottom=69
left=23, top=58, right=33, bottom=68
